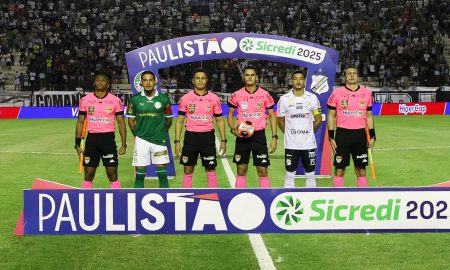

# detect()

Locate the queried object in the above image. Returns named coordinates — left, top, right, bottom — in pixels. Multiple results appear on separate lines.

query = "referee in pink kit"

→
left=75, top=72, right=127, bottom=188
left=327, top=67, right=376, bottom=187
left=174, top=68, right=227, bottom=188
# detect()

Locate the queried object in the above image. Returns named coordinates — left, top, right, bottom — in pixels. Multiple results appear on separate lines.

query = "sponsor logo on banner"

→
left=399, top=103, right=427, bottom=115
left=22, top=189, right=450, bottom=234
left=239, top=37, right=326, bottom=64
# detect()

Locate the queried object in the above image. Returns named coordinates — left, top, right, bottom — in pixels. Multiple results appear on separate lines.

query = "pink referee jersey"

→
left=79, top=93, right=123, bottom=133
left=327, top=85, right=373, bottom=129
left=228, top=86, right=275, bottom=131
left=178, top=91, right=222, bottom=132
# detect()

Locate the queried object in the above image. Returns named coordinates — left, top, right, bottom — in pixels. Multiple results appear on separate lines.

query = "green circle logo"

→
left=133, top=71, right=144, bottom=92
left=275, top=195, right=304, bottom=225
left=241, top=38, right=254, bottom=51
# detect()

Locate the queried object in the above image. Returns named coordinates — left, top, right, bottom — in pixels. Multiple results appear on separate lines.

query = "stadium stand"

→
left=0, top=0, right=449, bottom=98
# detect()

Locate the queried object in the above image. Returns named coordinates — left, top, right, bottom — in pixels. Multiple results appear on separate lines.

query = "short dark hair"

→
left=192, top=68, right=208, bottom=78
left=291, top=70, right=306, bottom=78
left=94, top=72, right=111, bottom=83
left=141, top=70, right=156, bottom=80
left=243, top=65, right=258, bottom=74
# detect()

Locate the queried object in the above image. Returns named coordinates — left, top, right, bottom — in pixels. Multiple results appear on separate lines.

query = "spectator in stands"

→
left=0, top=71, right=5, bottom=90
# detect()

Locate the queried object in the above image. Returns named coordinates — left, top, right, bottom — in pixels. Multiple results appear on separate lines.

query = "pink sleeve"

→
left=213, top=95, right=222, bottom=114
left=367, top=91, right=373, bottom=107
left=79, top=97, right=86, bottom=111
left=178, top=96, right=186, bottom=112
left=327, top=92, right=336, bottom=107
left=265, top=92, right=274, bottom=108
left=116, top=98, right=124, bottom=113
left=228, top=92, right=238, bottom=107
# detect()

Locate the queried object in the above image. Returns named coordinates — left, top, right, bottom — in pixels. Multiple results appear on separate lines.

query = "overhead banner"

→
left=23, top=187, right=450, bottom=235
left=125, top=32, right=339, bottom=177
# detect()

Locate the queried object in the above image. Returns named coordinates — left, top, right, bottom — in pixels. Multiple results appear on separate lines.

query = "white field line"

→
left=215, top=136, right=276, bottom=270
left=375, top=146, right=450, bottom=151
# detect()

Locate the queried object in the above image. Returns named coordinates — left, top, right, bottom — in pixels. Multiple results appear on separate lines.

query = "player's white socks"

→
left=284, top=171, right=295, bottom=188
left=305, top=172, right=316, bottom=187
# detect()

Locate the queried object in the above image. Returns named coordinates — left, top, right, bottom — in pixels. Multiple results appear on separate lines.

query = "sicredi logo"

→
left=270, top=192, right=401, bottom=230
left=274, top=195, right=304, bottom=226
left=239, top=38, right=326, bottom=64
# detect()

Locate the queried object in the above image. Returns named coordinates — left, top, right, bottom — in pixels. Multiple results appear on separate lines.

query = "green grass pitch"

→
left=0, top=115, right=450, bottom=269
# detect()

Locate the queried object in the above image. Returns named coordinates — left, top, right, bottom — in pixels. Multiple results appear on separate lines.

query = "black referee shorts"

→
left=83, top=132, right=118, bottom=167
left=180, top=130, right=217, bottom=169
left=233, top=130, right=270, bottom=167
left=334, top=128, right=368, bottom=169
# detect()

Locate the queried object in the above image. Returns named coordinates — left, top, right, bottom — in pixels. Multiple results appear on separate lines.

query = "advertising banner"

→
left=23, top=188, right=450, bottom=235
left=380, top=102, right=446, bottom=116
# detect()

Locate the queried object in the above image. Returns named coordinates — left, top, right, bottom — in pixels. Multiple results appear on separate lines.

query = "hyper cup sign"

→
left=23, top=188, right=450, bottom=234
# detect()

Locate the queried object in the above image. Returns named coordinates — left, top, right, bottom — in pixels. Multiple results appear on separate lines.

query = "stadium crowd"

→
left=0, top=0, right=449, bottom=92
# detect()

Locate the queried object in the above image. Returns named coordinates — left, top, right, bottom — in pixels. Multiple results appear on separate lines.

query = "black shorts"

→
left=285, top=149, right=316, bottom=173
left=83, top=132, right=118, bottom=167
left=180, top=130, right=217, bottom=169
left=334, top=128, right=368, bottom=169
left=233, top=130, right=270, bottom=167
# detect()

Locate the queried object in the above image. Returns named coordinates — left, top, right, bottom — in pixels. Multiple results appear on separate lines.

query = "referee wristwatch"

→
left=173, top=140, right=180, bottom=144
left=221, top=139, right=227, bottom=143
left=272, top=135, right=278, bottom=139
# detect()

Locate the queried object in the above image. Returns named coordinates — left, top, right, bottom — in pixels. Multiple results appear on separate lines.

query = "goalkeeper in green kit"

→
left=127, top=71, right=173, bottom=188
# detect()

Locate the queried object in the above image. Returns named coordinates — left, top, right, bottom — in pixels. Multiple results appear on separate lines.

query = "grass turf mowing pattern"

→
left=0, top=115, right=449, bottom=269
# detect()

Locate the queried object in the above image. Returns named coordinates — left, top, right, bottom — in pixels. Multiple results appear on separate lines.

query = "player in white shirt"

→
left=277, top=70, right=322, bottom=187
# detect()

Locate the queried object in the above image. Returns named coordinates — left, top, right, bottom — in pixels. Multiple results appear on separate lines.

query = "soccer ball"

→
left=237, top=121, right=255, bottom=138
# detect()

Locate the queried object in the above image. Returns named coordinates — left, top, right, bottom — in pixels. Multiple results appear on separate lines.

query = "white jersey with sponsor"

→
left=277, top=89, right=321, bottom=150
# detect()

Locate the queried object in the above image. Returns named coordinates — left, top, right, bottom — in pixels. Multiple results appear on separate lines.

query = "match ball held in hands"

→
left=237, top=121, right=255, bottom=138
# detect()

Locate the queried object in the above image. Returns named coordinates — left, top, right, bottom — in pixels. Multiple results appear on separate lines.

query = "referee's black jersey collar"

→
left=345, top=85, right=361, bottom=92
left=193, top=90, right=209, bottom=96
left=94, top=92, right=110, bottom=99
left=244, top=85, right=260, bottom=94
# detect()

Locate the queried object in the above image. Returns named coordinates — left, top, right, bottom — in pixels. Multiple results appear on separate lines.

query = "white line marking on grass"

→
left=0, top=150, right=73, bottom=155
left=376, top=146, right=450, bottom=151
left=215, top=136, right=276, bottom=270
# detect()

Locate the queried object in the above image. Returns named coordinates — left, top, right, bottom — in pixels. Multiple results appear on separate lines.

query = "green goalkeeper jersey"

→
left=127, top=91, right=172, bottom=146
